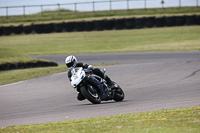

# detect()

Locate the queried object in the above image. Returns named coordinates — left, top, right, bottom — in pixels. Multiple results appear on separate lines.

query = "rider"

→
left=65, top=55, right=114, bottom=100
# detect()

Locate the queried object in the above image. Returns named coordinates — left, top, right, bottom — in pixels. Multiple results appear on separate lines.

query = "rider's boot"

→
left=104, top=75, right=114, bottom=88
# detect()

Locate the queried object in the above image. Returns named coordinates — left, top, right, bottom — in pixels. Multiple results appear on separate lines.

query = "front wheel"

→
left=113, top=87, right=125, bottom=102
left=80, top=85, right=101, bottom=104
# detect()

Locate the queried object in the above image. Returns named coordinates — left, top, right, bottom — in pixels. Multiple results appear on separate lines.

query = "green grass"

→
left=0, top=26, right=200, bottom=85
left=0, top=65, right=66, bottom=85
left=0, top=7, right=200, bottom=25
left=1, top=26, right=200, bottom=59
left=1, top=106, right=199, bottom=132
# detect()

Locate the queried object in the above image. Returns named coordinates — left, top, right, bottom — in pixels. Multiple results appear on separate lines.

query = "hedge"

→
left=0, top=60, right=58, bottom=71
left=0, top=14, right=200, bottom=36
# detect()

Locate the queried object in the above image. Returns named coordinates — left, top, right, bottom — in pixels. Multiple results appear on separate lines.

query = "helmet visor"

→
left=66, top=62, right=73, bottom=68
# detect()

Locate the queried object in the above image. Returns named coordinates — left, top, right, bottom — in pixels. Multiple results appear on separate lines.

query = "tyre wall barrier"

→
left=195, top=15, right=200, bottom=25
left=155, top=16, right=166, bottom=27
left=115, top=18, right=126, bottom=30
left=0, top=14, right=199, bottom=36
left=94, top=20, right=105, bottom=31
left=23, top=25, right=33, bottom=34
left=165, top=16, right=176, bottom=27
left=43, top=23, right=54, bottom=33
left=146, top=17, right=155, bottom=28
left=74, top=21, right=85, bottom=31
left=0, top=60, right=58, bottom=71
left=175, top=16, right=185, bottom=26
left=125, top=18, right=135, bottom=29
left=13, top=25, right=23, bottom=34
left=134, top=17, right=146, bottom=29
left=104, top=19, right=115, bottom=30
left=85, top=21, right=95, bottom=31
left=54, top=22, right=64, bottom=32
left=33, top=24, right=44, bottom=34
left=64, top=22, right=75, bottom=32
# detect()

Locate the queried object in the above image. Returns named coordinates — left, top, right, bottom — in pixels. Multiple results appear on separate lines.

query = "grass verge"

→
left=0, top=65, right=66, bottom=85
left=0, top=106, right=199, bottom=132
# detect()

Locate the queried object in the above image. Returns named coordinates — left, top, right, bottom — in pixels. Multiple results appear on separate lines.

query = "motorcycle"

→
left=70, top=67, right=125, bottom=104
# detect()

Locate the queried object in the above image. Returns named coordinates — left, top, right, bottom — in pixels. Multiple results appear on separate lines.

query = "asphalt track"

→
left=0, top=51, right=200, bottom=127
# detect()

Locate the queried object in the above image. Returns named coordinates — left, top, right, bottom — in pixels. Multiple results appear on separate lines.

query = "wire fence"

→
left=0, top=0, right=199, bottom=17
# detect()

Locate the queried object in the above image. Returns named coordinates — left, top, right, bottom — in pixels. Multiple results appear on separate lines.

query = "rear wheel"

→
left=80, top=85, right=101, bottom=104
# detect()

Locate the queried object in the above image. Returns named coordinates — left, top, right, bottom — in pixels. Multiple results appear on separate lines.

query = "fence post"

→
left=179, top=0, right=181, bottom=8
left=75, top=3, right=77, bottom=13
left=144, top=0, right=147, bottom=10
left=57, top=3, right=60, bottom=15
left=23, top=6, right=26, bottom=16
left=110, top=0, right=112, bottom=11
left=127, top=0, right=129, bottom=11
left=93, top=2, right=95, bottom=13
left=6, top=7, right=8, bottom=17
left=41, top=5, right=43, bottom=16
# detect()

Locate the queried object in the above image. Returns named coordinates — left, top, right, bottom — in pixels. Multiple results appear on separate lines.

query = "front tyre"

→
left=113, top=87, right=125, bottom=102
left=80, top=86, right=101, bottom=104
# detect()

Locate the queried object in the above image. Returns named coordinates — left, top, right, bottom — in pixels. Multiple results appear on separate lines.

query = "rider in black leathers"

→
left=65, top=55, right=114, bottom=100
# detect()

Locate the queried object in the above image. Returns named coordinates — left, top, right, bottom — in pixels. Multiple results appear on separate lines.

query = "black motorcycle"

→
left=70, top=67, right=125, bottom=104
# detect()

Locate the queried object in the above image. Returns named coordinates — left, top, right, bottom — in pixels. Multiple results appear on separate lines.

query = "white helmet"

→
left=65, top=55, right=77, bottom=68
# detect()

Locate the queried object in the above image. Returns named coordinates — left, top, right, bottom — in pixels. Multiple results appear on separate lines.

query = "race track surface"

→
left=1, top=51, right=200, bottom=127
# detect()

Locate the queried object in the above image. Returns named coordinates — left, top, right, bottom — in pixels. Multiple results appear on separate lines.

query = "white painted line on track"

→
left=0, top=81, right=25, bottom=88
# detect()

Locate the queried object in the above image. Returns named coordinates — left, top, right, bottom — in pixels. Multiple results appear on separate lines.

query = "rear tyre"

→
left=80, top=85, right=101, bottom=104
left=113, top=87, right=125, bottom=102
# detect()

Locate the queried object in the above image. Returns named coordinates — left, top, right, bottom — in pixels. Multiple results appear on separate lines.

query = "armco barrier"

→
left=0, top=14, right=200, bottom=36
